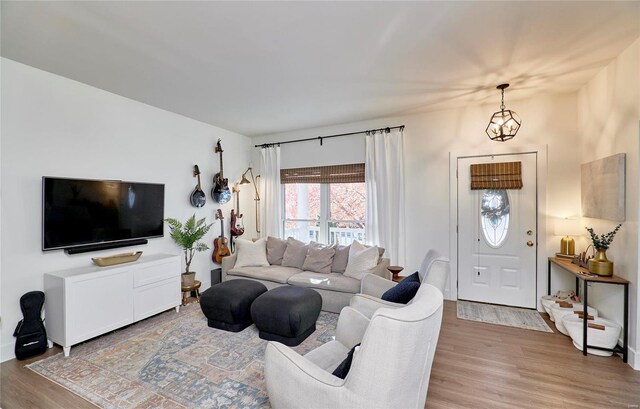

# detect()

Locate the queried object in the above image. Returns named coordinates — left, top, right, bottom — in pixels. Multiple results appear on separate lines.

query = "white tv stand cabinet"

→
left=44, top=253, right=181, bottom=357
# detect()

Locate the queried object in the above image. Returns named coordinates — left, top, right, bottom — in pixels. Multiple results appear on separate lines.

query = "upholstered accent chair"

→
left=264, top=283, right=444, bottom=408
left=350, top=249, right=449, bottom=319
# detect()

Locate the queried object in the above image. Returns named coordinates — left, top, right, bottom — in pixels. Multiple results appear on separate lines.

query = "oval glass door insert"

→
left=480, top=189, right=510, bottom=248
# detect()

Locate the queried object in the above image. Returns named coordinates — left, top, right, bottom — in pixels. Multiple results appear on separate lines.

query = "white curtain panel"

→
left=365, top=129, right=406, bottom=266
left=259, top=146, right=283, bottom=238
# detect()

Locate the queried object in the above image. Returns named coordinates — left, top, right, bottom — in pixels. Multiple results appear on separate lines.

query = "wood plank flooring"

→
left=2, top=300, right=639, bottom=408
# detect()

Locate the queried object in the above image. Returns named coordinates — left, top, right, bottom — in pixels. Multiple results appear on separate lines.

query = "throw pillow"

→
left=343, top=240, right=380, bottom=280
left=234, top=238, right=269, bottom=267
left=332, top=344, right=360, bottom=379
left=266, top=236, right=287, bottom=265
left=404, top=271, right=420, bottom=283
left=331, top=244, right=350, bottom=273
left=281, top=237, right=309, bottom=269
left=364, top=244, right=386, bottom=260
left=381, top=280, right=421, bottom=304
left=302, top=242, right=336, bottom=274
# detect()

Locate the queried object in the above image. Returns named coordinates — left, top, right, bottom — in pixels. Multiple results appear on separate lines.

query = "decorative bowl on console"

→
left=92, top=251, right=143, bottom=267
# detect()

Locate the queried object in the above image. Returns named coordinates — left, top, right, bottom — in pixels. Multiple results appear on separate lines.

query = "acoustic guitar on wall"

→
left=190, top=165, right=206, bottom=208
left=213, top=209, right=231, bottom=263
left=212, top=139, right=231, bottom=204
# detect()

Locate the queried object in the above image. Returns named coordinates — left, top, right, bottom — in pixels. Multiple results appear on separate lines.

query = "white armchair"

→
left=264, top=283, right=444, bottom=409
left=350, top=249, right=449, bottom=319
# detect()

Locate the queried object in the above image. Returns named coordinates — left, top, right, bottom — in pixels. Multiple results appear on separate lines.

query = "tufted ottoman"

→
left=251, top=286, right=322, bottom=346
left=200, top=279, right=267, bottom=332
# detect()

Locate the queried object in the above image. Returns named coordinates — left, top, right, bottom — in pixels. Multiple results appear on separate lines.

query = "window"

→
left=282, top=164, right=366, bottom=245
left=480, top=189, right=510, bottom=248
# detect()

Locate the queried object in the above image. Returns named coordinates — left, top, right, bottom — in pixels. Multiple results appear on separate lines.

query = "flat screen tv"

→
left=42, top=177, right=165, bottom=251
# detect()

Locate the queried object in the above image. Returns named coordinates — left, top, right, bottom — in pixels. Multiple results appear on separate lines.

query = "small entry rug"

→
left=28, top=303, right=338, bottom=409
left=457, top=300, right=553, bottom=333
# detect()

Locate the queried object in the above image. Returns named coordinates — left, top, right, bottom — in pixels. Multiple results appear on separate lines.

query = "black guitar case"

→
left=13, top=291, right=47, bottom=360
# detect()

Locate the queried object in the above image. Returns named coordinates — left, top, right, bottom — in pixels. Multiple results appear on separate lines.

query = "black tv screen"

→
left=42, top=177, right=165, bottom=251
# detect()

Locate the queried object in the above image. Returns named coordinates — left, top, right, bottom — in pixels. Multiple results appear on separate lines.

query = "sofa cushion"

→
left=282, top=238, right=309, bottom=269
left=234, top=238, right=269, bottom=267
left=331, top=244, right=350, bottom=273
left=228, top=266, right=302, bottom=284
left=287, top=272, right=360, bottom=294
left=302, top=242, right=336, bottom=274
left=344, top=241, right=380, bottom=280
left=267, top=236, right=288, bottom=265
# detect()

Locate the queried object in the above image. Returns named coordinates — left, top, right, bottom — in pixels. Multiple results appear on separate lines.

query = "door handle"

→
left=527, top=240, right=534, bottom=247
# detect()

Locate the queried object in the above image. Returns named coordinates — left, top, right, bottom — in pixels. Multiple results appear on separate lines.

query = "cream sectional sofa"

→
left=221, top=238, right=390, bottom=313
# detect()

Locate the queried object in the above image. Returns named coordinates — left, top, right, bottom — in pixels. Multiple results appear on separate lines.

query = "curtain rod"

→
left=255, top=125, right=405, bottom=148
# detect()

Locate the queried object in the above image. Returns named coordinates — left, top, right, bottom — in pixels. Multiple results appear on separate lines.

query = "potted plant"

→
left=165, top=214, right=213, bottom=287
left=585, top=224, right=622, bottom=276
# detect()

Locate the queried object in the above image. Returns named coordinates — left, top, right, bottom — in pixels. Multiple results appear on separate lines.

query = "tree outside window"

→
left=283, top=182, right=365, bottom=245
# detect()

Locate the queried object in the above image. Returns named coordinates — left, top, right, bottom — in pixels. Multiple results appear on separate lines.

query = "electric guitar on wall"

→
left=230, top=188, right=245, bottom=237
left=212, top=139, right=231, bottom=204
left=213, top=209, right=231, bottom=263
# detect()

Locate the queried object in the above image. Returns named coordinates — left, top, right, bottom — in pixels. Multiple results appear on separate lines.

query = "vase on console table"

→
left=585, top=224, right=621, bottom=277
left=588, top=248, right=613, bottom=277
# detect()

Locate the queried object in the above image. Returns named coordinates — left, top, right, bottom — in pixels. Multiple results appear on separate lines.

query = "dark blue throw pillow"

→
left=381, top=280, right=420, bottom=304
left=403, top=271, right=420, bottom=284
left=332, top=343, right=360, bottom=379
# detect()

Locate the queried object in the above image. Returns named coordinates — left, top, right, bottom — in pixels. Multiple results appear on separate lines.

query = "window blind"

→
left=281, top=163, right=365, bottom=184
left=470, top=161, right=523, bottom=190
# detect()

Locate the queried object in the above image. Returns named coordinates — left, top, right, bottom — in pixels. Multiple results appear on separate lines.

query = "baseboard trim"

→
left=443, top=288, right=451, bottom=300
left=628, top=344, right=639, bottom=370
left=2, top=341, right=16, bottom=363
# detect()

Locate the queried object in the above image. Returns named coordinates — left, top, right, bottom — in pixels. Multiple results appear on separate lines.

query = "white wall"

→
left=253, top=38, right=640, bottom=369
left=253, top=91, right=582, bottom=299
left=577, top=37, right=640, bottom=368
left=0, top=58, right=253, bottom=361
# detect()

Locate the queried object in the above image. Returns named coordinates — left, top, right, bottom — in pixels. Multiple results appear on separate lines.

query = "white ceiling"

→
left=2, top=1, right=639, bottom=136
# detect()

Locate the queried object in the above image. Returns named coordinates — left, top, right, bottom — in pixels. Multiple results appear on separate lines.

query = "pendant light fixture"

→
left=486, top=83, right=521, bottom=142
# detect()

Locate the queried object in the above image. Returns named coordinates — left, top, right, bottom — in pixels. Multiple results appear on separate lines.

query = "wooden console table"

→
left=548, top=257, right=629, bottom=362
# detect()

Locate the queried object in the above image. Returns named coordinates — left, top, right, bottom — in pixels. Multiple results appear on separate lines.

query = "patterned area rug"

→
left=28, top=303, right=338, bottom=408
left=457, top=300, right=553, bottom=333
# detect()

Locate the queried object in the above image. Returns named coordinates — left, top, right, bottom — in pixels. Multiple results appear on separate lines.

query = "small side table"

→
left=182, top=280, right=202, bottom=306
left=388, top=266, right=404, bottom=283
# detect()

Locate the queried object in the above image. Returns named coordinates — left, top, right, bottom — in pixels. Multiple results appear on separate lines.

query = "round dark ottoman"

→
left=251, top=286, right=322, bottom=346
left=200, top=279, right=267, bottom=332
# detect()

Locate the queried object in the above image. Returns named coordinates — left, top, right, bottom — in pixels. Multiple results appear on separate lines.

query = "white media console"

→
left=44, top=253, right=181, bottom=357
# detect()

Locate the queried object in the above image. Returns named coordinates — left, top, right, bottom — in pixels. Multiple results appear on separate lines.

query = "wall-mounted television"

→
left=42, top=177, right=165, bottom=252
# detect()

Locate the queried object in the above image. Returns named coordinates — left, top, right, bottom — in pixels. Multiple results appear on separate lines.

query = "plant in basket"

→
left=165, top=214, right=212, bottom=286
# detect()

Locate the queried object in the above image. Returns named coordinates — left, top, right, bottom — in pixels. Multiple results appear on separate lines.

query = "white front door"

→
left=457, top=153, right=537, bottom=308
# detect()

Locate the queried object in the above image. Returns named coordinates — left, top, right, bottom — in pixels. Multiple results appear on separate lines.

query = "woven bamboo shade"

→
left=281, top=163, right=365, bottom=184
left=470, top=161, right=523, bottom=190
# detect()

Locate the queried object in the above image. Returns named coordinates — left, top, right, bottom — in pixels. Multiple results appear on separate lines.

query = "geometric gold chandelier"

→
left=485, top=83, right=521, bottom=142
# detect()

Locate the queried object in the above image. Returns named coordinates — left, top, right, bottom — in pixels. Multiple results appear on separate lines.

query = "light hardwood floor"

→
left=2, top=300, right=639, bottom=408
